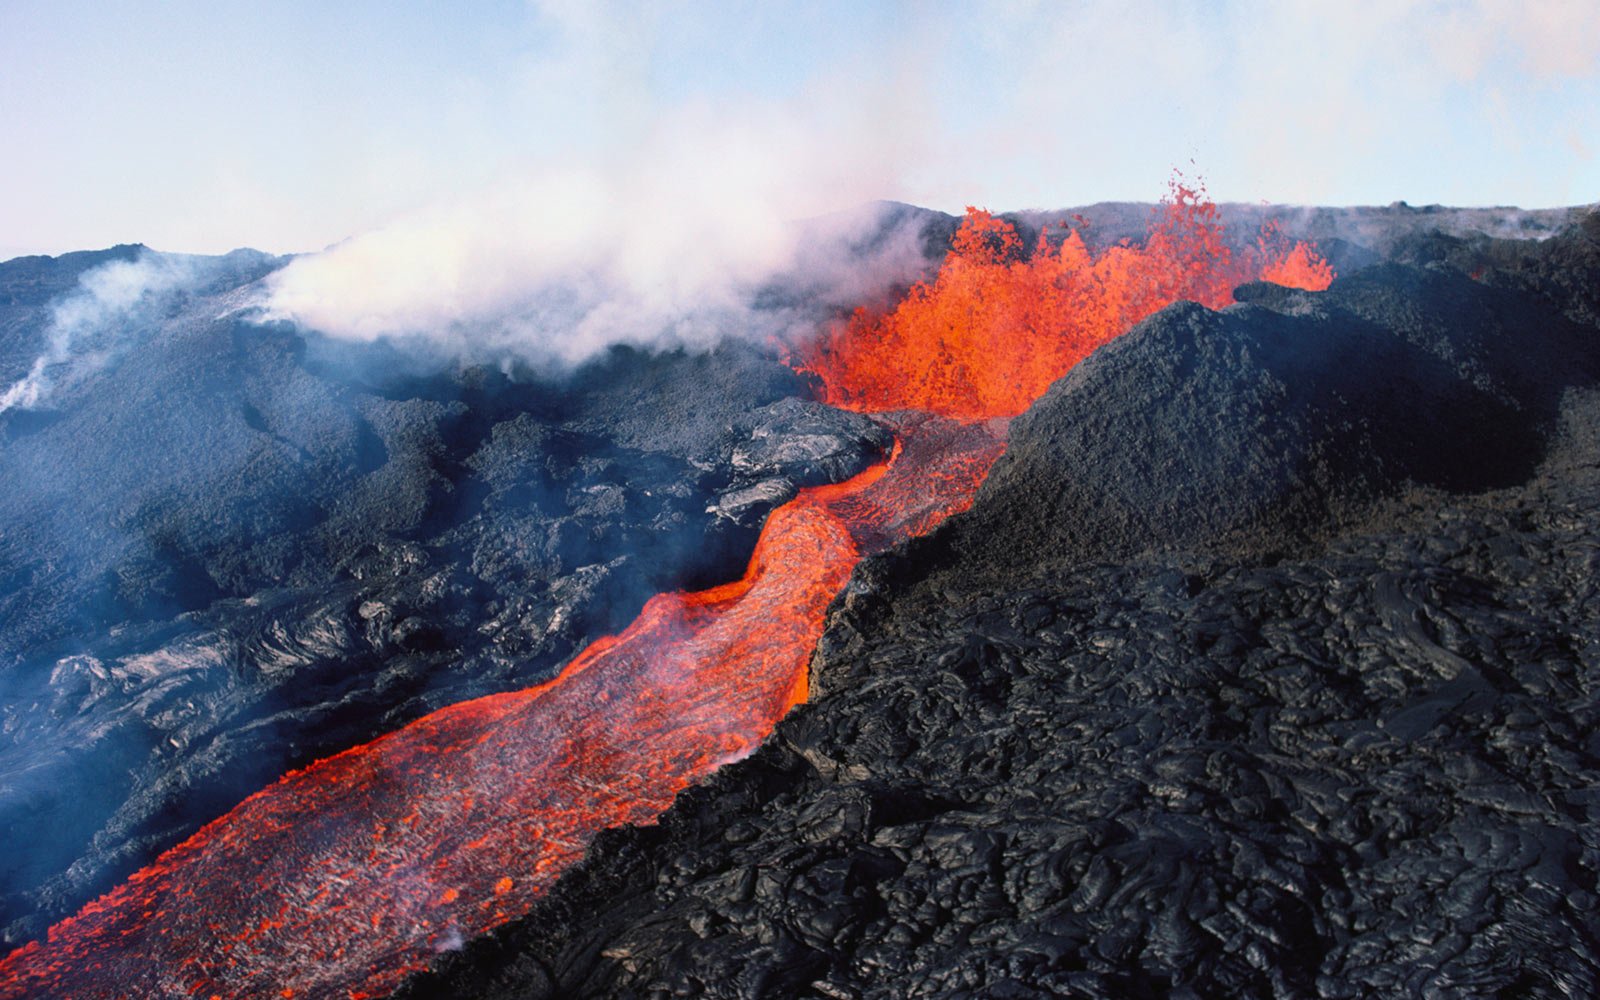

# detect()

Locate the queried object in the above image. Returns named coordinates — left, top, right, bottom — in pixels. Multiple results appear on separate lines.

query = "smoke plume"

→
left=0, top=253, right=202, bottom=414
left=258, top=105, right=929, bottom=369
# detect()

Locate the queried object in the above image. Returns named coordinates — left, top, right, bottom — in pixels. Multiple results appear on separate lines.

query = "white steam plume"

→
left=0, top=253, right=200, bottom=414
left=250, top=0, right=1599, bottom=371
left=259, top=100, right=926, bottom=367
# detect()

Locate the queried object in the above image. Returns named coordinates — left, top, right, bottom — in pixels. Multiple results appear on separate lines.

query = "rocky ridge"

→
left=401, top=212, right=1600, bottom=998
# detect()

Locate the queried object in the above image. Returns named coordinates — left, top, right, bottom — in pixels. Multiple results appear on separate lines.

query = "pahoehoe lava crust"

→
left=401, top=212, right=1600, bottom=998
left=0, top=242, right=898, bottom=950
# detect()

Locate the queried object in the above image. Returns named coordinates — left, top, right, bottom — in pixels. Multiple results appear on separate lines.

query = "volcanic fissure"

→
left=0, top=185, right=1332, bottom=999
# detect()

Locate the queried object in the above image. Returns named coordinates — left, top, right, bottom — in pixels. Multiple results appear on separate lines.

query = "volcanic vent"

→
left=0, top=186, right=1332, bottom=999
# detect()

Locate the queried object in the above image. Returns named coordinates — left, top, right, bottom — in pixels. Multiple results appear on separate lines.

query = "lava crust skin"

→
left=402, top=214, right=1600, bottom=998
left=0, top=245, right=894, bottom=949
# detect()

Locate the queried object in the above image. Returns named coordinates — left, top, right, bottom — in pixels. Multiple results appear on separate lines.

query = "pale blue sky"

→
left=3, top=1, right=1597, bottom=258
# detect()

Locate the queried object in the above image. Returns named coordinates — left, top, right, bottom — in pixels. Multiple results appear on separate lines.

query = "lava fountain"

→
left=0, top=184, right=1330, bottom=999
left=791, top=181, right=1335, bottom=419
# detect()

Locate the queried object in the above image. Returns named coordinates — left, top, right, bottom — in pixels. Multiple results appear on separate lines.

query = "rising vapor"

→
left=0, top=254, right=201, bottom=414
left=258, top=103, right=927, bottom=368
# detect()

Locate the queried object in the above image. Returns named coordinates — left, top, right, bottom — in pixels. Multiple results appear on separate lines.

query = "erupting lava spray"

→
left=0, top=183, right=1330, bottom=1000
left=792, top=182, right=1334, bottom=419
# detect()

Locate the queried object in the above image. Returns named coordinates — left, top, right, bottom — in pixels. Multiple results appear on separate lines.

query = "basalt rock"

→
left=709, top=399, right=896, bottom=528
left=918, top=252, right=1598, bottom=585
left=0, top=249, right=889, bottom=948
left=7, top=207, right=1600, bottom=995
left=402, top=218, right=1600, bottom=998
left=729, top=398, right=895, bottom=487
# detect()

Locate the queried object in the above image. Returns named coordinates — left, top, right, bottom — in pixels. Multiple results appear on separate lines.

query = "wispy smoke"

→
left=258, top=101, right=928, bottom=368
left=1430, top=0, right=1600, bottom=80
left=0, top=253, right=200, bottom=414
left=249, top=0, right=1599, bottom=370
left=219, top=0, right=1600, bottom=370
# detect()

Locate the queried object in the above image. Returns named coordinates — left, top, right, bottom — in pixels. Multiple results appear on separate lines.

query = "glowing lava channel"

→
left=0, top=416, right=1005, bottom=1000
left=0, top=182, right=1330, bottom=999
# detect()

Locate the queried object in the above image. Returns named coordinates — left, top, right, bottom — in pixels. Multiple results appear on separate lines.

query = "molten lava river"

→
left=0, top=187, right=1331, bottom=999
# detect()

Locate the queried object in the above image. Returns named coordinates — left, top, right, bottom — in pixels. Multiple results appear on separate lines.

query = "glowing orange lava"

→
left=791, top=182, right=1334, bottom=420
left=0, top=180, right=1331, bottom=1000
left=0, top=416, right=1004, bottom=1000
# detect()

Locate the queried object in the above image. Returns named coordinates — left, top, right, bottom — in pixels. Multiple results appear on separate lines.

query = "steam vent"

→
left=3, top=189, right=1600, bottom=1000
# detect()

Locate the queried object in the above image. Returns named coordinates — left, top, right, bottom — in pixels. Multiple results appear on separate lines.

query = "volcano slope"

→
left=404, top=212, right=1600, bottom=998
left=0, top=246, right=900, bottom=949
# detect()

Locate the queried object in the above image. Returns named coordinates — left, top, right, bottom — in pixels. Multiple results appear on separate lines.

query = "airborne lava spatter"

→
left=0, top=183, right=1331, bottom=999
left=791, top=183, right=1334, bottom=420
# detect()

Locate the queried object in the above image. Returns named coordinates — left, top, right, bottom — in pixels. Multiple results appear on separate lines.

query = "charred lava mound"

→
left=402, top=213, right=1600, bottom=998
left=0, top=201, right=1597, bottom=999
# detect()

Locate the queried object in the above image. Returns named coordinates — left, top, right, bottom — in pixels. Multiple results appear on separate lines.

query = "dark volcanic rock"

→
left=926, top=256, right=1597, bottom=582
left=730, top=398, right=895, bottom=487
left=0, top=245, right=148, bottom=386
left=708, top=399, right=896, bottom=527
left=402, top=218, right=1600, bottom=998
left=0, top=248, right=891, bottom=947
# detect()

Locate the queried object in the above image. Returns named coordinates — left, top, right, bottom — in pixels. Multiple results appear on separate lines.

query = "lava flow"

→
left=0, top=183, right=1330, bottom=1000
left=0, top=415, right=1006, bottom=1000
